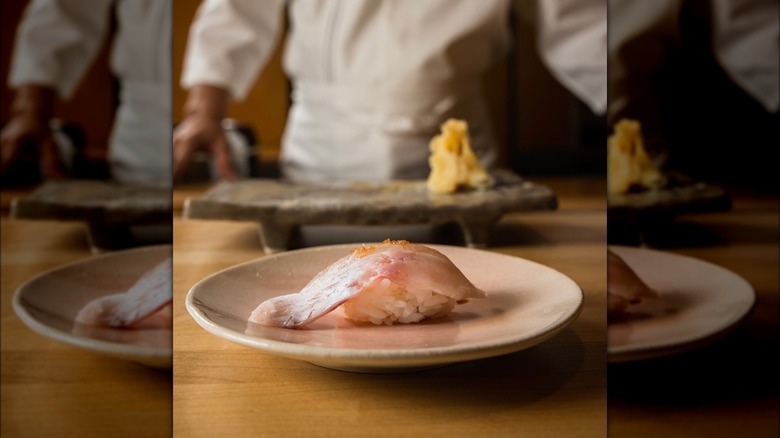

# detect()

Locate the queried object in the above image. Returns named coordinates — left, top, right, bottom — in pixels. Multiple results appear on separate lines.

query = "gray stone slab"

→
left=10, top=180, right=172, bottom=251
left=184, top=169, right=557, bottom=252
left=608, top=179, right=731, bottom=220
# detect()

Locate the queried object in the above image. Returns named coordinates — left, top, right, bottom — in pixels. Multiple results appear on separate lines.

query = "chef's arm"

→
left=8, top=0, right=114, bottom=99
left=174, top=0, right=286, bottom=182
left=534, top=0, right=607, bottom=116
left=711, top=0, right=779, bottom=113
left=173, top=84, right=237, bottom=182
left=0, top=84, right=64, bottom=179
left=2, top=0, right=113, bottom=180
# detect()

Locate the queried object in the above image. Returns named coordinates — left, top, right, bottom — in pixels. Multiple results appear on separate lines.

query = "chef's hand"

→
left=173, top=84, right=237, bottom=182
left=0, top=85, right=65, bottom=179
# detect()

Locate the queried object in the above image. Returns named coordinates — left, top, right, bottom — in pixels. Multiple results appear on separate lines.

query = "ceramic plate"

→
left=12, top=245, right=172, bottom=368
left=608, top=245, right=754, bottom=363
left=186, top=244, right=583, bottom=373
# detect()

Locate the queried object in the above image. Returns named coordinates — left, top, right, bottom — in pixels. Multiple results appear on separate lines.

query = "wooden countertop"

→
left=172, top=176, right=609, bottom=437
left=606, top=189, right=779, bottom=438
left=0, top=218, right=172, bottom=437
left=3, top=175, right=775, bottom=437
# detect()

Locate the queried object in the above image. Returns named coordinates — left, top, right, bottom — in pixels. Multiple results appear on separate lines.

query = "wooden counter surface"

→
left=4, top=175, right=774, bottom=437
left=607, top=186, right=779, bottom=438
left=0, top=218, right=172, bottom=437
left=172, top=177, right=609, bottom=437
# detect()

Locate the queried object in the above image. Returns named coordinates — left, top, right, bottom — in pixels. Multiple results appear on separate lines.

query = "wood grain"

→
left=172, top=178, right=609, bottom=437
left=1, top=219, right=172, bottom=438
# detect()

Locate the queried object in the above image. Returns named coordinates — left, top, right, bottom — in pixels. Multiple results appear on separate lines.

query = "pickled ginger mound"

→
left=608, top=119, right=667, bottom=194
left=427, top=118, right=494, bottom=194
left=249, top=240, right=486, bottom=328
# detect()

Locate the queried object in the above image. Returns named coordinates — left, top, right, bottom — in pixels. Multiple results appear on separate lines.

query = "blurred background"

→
left=608, top=0, right=779, bottom=191
left=1, top=0, right=117, bottom=184
left=171, top=0, right=606, bottom=181
left=1, top=3, right=172, bottom=437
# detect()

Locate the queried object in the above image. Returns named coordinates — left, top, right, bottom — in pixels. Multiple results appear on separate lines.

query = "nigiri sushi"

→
left=249, top=240, right=486, bottom=328
left=75, top=258, right=173, bottom=328
left=607, top=249, right=658, bottom=319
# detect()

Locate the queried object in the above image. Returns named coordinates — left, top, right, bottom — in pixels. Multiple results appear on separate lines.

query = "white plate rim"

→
left=12, top=244, right=173, bottom=368
left=607, top=245, right=755, bottom=363
left=185, top=243, right=584, bottom=370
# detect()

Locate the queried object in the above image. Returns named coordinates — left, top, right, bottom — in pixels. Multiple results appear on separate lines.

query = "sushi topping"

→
left=250, top=241, right=485, bottom=328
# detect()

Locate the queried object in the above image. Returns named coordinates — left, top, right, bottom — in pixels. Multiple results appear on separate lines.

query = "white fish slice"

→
left=75, top=258, right=172, bottom=328
left=250, top=241, right=485, bottom=329
left=607, top=249, right=658, bottom=316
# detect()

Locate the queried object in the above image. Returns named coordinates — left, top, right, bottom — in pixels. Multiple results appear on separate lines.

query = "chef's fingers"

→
left=172, top=123, right=198, bottom=182
left=39, top=135, right=66, bottom=180
left=0, top=116, right=54, bottom=177
left=172, top=118, right=217, bottom=182
left=0, top=126, right=23, bottom=176
left=212, top=134, right=238, bottom=181
left=173, top=117, right=235, bottom=182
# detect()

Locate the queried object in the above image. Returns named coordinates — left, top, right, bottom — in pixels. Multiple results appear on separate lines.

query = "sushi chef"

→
left=609, top=0, right=778, bottom=179
left=173, top=0, right=608, bottom=183
left=1, top=0, right=172, bottom=187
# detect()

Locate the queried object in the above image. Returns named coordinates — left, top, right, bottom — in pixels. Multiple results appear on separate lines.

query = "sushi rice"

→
left=340, top=278, right=456, bottom=325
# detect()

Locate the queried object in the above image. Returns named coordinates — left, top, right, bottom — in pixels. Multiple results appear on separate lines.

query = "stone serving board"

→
left=184, top=169, right=557, bottom=253
left=10, top=180, right=172, bottom=252
left=608, top=179, right=731, bottom=220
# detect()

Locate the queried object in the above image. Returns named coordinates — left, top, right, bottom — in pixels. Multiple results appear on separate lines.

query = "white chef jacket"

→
left=535, top=0, right=608, bottom=115
left=608, top=0, right=778, bottom=169
left=182, top=0, right=607, bottom=183
left=609, top=0, right=779, bottom=119
left=9, top=0, right=172, bottom=187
